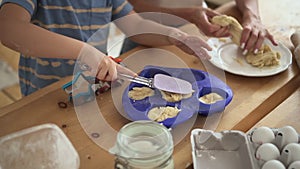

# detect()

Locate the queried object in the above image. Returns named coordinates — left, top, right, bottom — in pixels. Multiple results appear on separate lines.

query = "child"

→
left=0, top=0, right=211, bottom=96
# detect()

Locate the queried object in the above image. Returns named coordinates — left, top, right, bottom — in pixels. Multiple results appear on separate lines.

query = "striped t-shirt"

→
left=0, top=0, right=133, bottom=96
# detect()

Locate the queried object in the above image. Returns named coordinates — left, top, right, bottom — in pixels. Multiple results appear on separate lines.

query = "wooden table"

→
left=250, top=81, right=300, bottom=132
left=0, top=0, right=299, bottom=168
left=0, top=44, right=22, bottom=108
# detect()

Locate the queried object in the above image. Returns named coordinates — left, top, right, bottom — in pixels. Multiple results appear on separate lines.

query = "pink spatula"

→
left=119, top=73, right=193, bottom=94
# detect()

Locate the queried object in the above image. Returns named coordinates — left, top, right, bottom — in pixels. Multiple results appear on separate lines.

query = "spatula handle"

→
left=118, top=73, right=152, bottom=87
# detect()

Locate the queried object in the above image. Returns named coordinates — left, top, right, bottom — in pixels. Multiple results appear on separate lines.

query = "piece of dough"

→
left=199, top=92, right=224, bottom=104
left=128, top=87, right=154, bottom=100
left=160, top=90, right=193, bottom=102
left=212, top=15, right=242, bottom=45
left=212, top=15, right=280, bottom=68
left=148, top=106, right=181, bottom=122
left=246, top=44, right=281, bottom=68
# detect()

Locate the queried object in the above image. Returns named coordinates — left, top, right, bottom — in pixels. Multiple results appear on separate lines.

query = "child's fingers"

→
left=177, top=42, right=211, bottom=60
left=199, top=48, right=211, bottom=59
left=183, top=36, right=212, bottom=51
left=97, top=66, right=109, bottom=80
left=97, top=58, right=112, bottom=80
left=117, top=64, right=137, bottom=77
left=104, top=65, right=117, bottom=81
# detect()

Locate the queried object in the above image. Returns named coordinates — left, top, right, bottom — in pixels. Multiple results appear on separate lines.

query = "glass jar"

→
left=110, top=120, right=174, bottom=169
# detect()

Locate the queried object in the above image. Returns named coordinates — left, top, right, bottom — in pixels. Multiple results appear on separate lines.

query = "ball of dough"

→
left=128, top=87, right=154, bottom=100
left=198, top=92, right=224, bottom=104
left=148, top=106, right=180, bottom=122
left=160, top=90, right=192, bottom=102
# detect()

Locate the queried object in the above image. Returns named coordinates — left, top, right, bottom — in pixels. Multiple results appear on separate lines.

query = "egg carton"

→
left=191, top=126, right=300, bottom=169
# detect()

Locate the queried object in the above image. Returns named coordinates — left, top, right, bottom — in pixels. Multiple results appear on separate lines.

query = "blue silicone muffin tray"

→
left=122, top=65, right=233, bottom=128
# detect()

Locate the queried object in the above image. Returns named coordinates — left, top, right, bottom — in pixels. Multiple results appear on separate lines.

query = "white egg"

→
left=251, top=126, right=275, bottom=144
left=288, top=161, right=300, bottom=169
left=256, top=143, right=280, bottom=161
left=262, top=160, right=285, bottom=169
left=275, top=126, right=299, bottom=150
left=281, top=143, right=300, bottom=166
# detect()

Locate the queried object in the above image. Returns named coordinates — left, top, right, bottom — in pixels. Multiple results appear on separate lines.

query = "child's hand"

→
left=98, top=57, right=137, bottom=81
left=168, top=30, right=212, bottom=60
left=78, top=44, right=136, bottom=81
left=97, top=56, right=119, bottom=81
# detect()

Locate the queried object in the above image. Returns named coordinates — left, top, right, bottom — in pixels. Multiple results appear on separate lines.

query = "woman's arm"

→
left=127, top=0, right=228, bottom=37
left=235, top=0, right=277, bottom=54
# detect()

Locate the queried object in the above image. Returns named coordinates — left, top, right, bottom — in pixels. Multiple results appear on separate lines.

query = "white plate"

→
left=207, top=37, right=292, bottom=77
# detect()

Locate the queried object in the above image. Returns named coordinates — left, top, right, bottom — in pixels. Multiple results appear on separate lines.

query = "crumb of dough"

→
left=246, top=45, right=281, bottom=68
left=160, top=90, right=193, bottom=102
left=218, top=38, right=229, bottom=43
left=148, top=106, right=181, bottom=122
left=128, top=87, right=154, bottom=100
left=212, top=15, right=280, bottom=68
left=234, top=57, right=244, bottom=66
left=199, top=93, right=224, bottom=104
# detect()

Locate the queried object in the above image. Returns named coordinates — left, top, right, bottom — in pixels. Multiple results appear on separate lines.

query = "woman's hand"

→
left=240, top=12, right=278, bottom=54
left=192, top=7, right=230, bottom=37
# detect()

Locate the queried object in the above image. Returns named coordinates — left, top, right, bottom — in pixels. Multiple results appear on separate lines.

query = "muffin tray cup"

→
left=191, top=128, right=300, bottom=169
left=122, top=65, right=233, bottom=128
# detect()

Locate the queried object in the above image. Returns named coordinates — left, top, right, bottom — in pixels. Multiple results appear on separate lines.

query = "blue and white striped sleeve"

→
left=1, top=0, right=37, bottom=16
left=111, top=0, right=133, bottom=21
